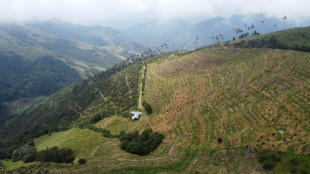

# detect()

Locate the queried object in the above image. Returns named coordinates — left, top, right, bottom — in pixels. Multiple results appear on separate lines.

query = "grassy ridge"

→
left=229, top=27, right=310, bottom=52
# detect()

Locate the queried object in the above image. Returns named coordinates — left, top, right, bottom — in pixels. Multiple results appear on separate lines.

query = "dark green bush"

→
left=143, top=102, right=152, bottom=114
left=12, top=145, right=36, bottom=163
left=78, top=158, right=86, bottom=165
left=217, top=137, right=223, bottom=144
left=262, top=159, right=276, bottom=170
left=102, top=129, right=113, bottom=138
left=257, top=149, right=281, bottom=170
left=290, top=157, right=299, bottom=165
left=90, top=113, right=106, bottom=124
left=290, top=167, right=297, bottom=173
left=36, top=146, right=74, bottom=163
left=119, top=128, right=164, bottom=156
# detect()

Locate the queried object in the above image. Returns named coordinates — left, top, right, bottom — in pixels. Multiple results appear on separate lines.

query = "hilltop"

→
left=1, top=27, right=310, bottom=173
left=228, top=26, right=310, bottom=52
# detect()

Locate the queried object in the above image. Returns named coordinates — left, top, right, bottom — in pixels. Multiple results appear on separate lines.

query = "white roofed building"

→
left=131, top=111, right=142, bottom=120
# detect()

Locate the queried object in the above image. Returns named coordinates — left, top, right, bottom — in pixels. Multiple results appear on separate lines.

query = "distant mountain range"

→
left=124, top=15, right=309, bottom=50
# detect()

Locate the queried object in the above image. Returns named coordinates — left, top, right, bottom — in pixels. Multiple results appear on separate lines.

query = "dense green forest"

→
left=0, top=103, right=9, bottom=125
left=0, top=55, right=81, bottom=103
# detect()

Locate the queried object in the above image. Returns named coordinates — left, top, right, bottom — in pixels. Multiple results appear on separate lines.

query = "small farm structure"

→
left=131, top=111, right=142, bottom=121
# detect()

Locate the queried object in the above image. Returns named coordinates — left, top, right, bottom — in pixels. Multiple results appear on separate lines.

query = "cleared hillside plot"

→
left=145, top=48, right=310, bottom=152
left=34, top=128, right=109, bottom=160
left=94, top=114, right=151, bottom=135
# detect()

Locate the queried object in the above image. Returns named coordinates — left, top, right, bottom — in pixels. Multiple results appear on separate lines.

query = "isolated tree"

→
left=282, top=16, right=288, bottom=29
left=261, top=21, right=265, bottom=34
left=215, top=35, right=220, bottom=44
left=244, top=24, right=248, bottom=32
left=195, top=35, right=199, bottom=48
left=273, top=24, right=277, bottom=31
left=235, top=28, right=243, bottom=38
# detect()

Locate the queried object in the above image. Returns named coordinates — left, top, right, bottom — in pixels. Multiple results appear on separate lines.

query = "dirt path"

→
left=138, top=66, right=146, bottom=110
left=126, top=74, right=132, bottom=99
left=90, top=145, right=100, bottom=157
left=95, top=87, right=106, bottom=101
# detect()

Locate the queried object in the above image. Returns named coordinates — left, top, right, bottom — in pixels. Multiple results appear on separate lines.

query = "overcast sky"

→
left=0, top=0, right=309, bottom=25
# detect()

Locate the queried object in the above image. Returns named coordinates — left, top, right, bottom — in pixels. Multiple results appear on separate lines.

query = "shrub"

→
left=143, top=102, right=152, bottom=114
left=36, top=146, right=74, bottom=163
left=119, top=128, right=164, bottom=156
left=78, top=158, right=86, bottom=165
left=57, top=148, right=75, bottom=163
left=262, top=159, right=276, bottom=170
left=90, top=112, right=106, bottom=124
left=290, top=167, right=297, bottom=173
left=102, top=129, right=113, bottom=138
left=23, top=154, right=35, bottom=163
left=12, top=145, right=37, bottom=163
left=290, top=157, right=299, bottom=165
left=257, top=149, right=282, bottom=170
left=217, top=137, right=223, bottom=144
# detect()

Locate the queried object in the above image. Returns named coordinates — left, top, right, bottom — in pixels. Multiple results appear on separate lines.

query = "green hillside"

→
left=0, top=55, right=81, bottom=103
left=34, top=128, right=109, bottom=160
left=0, top=60, right=142, bottom=154
left=1, top=27, right=310, bottom=173
left=229, top=26, right=310, bottom=51
left=0, top=23, right=144, bottom=113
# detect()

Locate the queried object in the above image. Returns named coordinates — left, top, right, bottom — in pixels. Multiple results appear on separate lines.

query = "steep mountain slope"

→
left=0, top=55, right=80, bottom=103
left=1, top=28, right=310, bottom=173
left=0, top=60, right=141, bottom=150
left=145, top=48, right=309, bottom=152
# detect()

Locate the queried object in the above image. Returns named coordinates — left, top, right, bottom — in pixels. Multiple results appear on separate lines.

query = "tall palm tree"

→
left=282, top=16, right=288, bottom=29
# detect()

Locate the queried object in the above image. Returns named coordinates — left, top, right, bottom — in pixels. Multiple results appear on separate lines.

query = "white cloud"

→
left=0, top=0, right=309, bottom=24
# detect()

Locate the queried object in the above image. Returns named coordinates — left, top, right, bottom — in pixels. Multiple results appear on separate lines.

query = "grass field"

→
left=34, top=128, right=109, bottom=160
left=95, top=114, right=150, bottom=135
left=1, top=160, right=26, bottom=171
